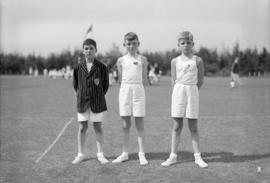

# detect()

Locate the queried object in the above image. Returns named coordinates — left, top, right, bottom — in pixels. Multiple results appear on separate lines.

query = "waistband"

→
left=175, top=82, right=197, bottom=86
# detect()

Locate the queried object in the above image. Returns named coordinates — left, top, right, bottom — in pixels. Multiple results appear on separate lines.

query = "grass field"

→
left=1, top=75, right=270, bottom=183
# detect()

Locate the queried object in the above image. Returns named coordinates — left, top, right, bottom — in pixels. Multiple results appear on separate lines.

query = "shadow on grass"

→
left=108, top=151, right=270, bottom=163
left=202, top=151, right=270, bottom=163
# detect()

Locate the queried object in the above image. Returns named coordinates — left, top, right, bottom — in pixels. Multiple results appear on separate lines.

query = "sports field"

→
left=1, top=75, right=270, bottom=183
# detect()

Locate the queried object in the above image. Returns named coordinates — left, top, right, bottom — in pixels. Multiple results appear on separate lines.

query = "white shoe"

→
left=112, top=153, right=128, bottom=163
left=72, top=154, right=87, bottom=164
left=138, top=152, right=148, bottom=165
left=161, top=153, right=177, bottom=166
left=194, top=153, right=208, bottom=168
left=97, top=152, right=109, bottom=164
left=195, top=158, right=208, bottom=168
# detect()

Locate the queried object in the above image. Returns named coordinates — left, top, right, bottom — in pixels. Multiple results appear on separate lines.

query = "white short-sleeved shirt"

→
left=86, top=62, right=93, bottom=72
left=175, top=55, right=198, bottom=85
left=118, top=54, right=146, bottom=117
left=118, top=55, right=143, bottom=84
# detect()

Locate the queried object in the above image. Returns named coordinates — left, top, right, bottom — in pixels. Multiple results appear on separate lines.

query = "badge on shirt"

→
left=183, top=64, right=191, bottom=73
left=133, top=61, right=138, bottom=65
left=94, top=78, right=100, bottom=85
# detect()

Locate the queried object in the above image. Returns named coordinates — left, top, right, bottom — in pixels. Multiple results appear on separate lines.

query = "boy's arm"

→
left=103, top=64, right=109, bottom=94
left=197, top=57, right=204, bottom=89
left=142, top=56, right=149, bottom=86
left=72, top=66, right=78, bottom=92
left=171, top=58, right=177, bottom=87
left=116, top=58, right=122, bottom=84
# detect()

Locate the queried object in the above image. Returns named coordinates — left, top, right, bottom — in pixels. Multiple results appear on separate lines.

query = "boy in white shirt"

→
left=112, top=32, right=149, bottom=165
left=161, top=31, right=208, bottom=168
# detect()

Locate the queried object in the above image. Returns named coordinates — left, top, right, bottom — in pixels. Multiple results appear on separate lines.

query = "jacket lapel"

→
left=88, top=59, right=99, bottom=76
left=80, top=58, right=88, bottom=75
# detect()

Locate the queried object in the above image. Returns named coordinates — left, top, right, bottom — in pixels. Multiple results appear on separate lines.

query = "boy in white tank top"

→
left=112, top=32, right=149, bottom=165
left=161, top=31, right=208, bottom=168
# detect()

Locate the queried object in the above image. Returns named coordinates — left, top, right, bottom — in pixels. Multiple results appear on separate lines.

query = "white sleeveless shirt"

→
left=120, top=55, right=143, bottom=84
left=175, top=55, right=198, bottom=85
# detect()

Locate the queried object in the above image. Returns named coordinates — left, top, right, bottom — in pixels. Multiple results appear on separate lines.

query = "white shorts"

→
left=119, top=83, right=145, bottom=117
left=171, top=83, right=199, bottom=119
left=77, top=108, right=104, bottom=122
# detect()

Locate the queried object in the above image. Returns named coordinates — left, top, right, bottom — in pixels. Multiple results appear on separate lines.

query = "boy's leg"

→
left=112, top=116, right=131, bottom=163
left=161, top=118, right=183, bottom=166
left=188, top=119, right=208, bottom=168
left=93, top=122, right=104, bottom=154
left=171, top=118, right=183, bottom=154
left=230, top=73, right=235, bottom=88
left=232, top=73, right=237, bottom=88
left=188, top=119, right=200, bottom=153
left=135, top=117, right=148, bottom=165
left=235, top=74, right=242, bottom=85
left=72, top=121, right=88, bottom=164
left=93, top=122, right=109, bottom=164
left=135, top=117, right=145, bottom=153
left=122, top=116, right=131, bottom=153
left=78, top=121, right=88, bottom=155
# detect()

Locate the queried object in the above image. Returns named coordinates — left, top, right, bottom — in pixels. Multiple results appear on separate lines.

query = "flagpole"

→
left=84, top=24, right=93, bottom=40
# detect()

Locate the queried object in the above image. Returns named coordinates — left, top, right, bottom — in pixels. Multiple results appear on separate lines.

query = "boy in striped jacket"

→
left=72, top=39, right=109, bottom=164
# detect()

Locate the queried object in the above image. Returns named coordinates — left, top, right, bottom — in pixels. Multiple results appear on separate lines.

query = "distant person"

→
left=112, top=67, right=118, bottom=83
left=28, top=67, right=33, bottom=77
left=154, top=62, right=162, bottom=83
left=77, top=56, right=82, bottom=64
left=43, top=68, right=48, bottom=76
left=109, top=72, right=114, bottom=85
left=154, top=63, right=162, bottom=77
left=147, top=64, right=152, bottom=85
left=161, top=31, right=208, bottom=168
left=112, top=32, right=149, bottom=165
left=72, top=38, right=109, bottom=164
left=34, top=68, right=39, bottom=77
left=230, top=57, right=242, bottom=88
left=148, top=64, right=158, bottom=84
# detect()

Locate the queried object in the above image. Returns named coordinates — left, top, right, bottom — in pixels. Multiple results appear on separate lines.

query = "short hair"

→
left=178, top=31, right=193, bottom=41
left=82, top=38, right=97, bottom=49
left=124, top=32, right=139, bottom=41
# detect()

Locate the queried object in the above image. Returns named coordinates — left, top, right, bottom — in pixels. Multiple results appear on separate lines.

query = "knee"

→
left=173, top=123, right=182, bottom=132
left=93, top=123, right=102, bottom=133
left=79, top=123, right=88, bottom=133
left=122, top=123, right=131, bottom=130
left=188, top=125, right=198, bottom=133
left=173, top=125, right=182, bottom=132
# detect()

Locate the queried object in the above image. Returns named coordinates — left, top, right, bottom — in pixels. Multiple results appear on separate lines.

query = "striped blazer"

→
left=73, top=59, right=109, bottom=113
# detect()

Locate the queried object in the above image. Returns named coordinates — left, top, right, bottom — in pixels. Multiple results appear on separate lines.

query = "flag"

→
left=84, top=24, right=93, bottom=39
left=86, top=24, right=93, bottom=34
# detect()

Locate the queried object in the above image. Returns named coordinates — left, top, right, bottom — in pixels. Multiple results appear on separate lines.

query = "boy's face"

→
left=83, top=44, right=96, bottom=59
left=124, top=39, right=139, bottom=54
left=178, top=39, right=194, bottom=54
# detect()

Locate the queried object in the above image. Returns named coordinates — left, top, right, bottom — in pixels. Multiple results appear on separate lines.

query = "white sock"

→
left=170, top=153, right=177, bottom=158
left=97, top=152, right=104, bottom=157
left=118, top=152, right=128, bottom=157
left=194, top=153, right=201, bottom=158
left=77, top=153, right=84, bottom=157
left=194, top=153, right=208, bottom=168
left=138, top=152, right=145, bottom=156
left=138, top=152, right=148, bottom=165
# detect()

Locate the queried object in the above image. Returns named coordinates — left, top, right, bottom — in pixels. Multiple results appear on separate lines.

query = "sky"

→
left=1, top=0, right=269, bottom=56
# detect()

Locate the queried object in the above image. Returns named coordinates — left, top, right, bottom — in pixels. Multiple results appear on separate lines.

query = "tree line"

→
left=1, top=43, right=269, bottom=76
